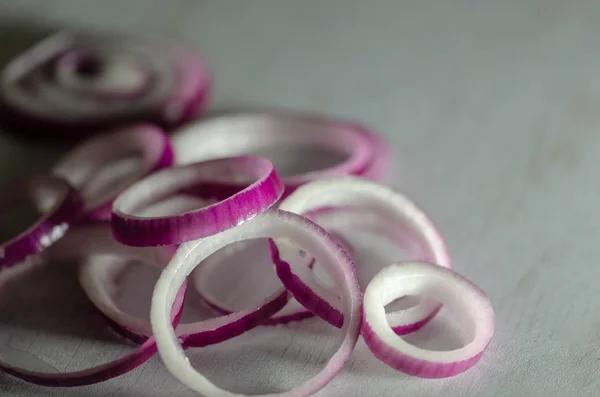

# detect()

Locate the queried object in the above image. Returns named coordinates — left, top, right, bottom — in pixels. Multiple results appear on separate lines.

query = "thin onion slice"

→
left=362, top=261, right=494, bottom=378
left=0, top=269, right=186, bottom=387
left=170, top=112, right=379, bottom=195
left=112, top=156, right=284, bottom=246
left=151, top=209, right=361, bottom=397
left=51, top=124, right=173, bottom=221
left=0, top=175, right=83, bottom=268
left=79, top=248, right=288, bottom=348
left=0, top=31, right=210, bottom=138
left=273, top=176, right=451, bottom=334
left=191, top=232, right=352, bottom=325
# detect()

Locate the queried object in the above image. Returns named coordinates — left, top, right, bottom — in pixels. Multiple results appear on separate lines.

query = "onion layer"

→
left=151, top=209, right=361, bottom=397
left=0, top=275, right=186, bottom=387
left=112, top=156, right=284, bottom=246
left=52, top=124, right=174, bottom=221
left=171, top=112, right=380, bottom=195
left=362, top=261, right=494, bottom=378
left=0, top=175, right=83, bottom=268
left=273, top=176, right=451, bottom=334
left=0, top=31, right=210, bottom=138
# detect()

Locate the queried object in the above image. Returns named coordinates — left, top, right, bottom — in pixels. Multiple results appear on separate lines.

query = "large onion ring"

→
left=170, top=112, right=378, bottom=195
left=0, top=31, right=210, bottom=138
left=151, top=209, right=361, bottom=397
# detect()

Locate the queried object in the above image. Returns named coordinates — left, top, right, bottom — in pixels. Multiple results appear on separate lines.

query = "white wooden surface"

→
left=1, top=1, right=600, bottom=396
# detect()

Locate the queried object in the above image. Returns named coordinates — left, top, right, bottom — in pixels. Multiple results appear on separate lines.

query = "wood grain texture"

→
left=1, top=1, right=600, bottom=396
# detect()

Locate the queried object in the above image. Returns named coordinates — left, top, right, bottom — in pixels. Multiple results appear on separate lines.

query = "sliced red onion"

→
left=191, top=232, right=352, bottom=325
left=0, top=175, right=83, bottom=268
left=362, top=261, right=494, bottom=378
left=170, top=112, right=379, bottom=194
left=273, top=176, right=451, bottom=334
left=151, top=209, right=361, bottom=397
left=0, top=31, right=210, bottom=138
left=0, top=272, right=186, bottom=387
left=112, top=156, right=284, bottom=246
left=51, top=124, right=173, bottom=221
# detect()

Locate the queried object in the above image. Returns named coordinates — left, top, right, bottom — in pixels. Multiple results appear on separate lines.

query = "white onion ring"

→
left=362, top=261, right=494, bottom=377
left=273, top=176, right=451, bottom=334
left=0, top=175, right=83, bottom=268
left=170, top=112, right=378, bottom=195
left=52, top=124, right=173, bottom=221
left=151, top=209, right=361, bottom=397
left=111, top=156, right=284, bottom=246
left=0, top=31, right=210, bottom=138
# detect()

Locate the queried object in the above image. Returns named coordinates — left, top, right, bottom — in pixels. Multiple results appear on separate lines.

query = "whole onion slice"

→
left=0, top=175, right=83, bottom=268
left=112, top=156, right=284, bottom=246
left=362, top=261, right=494, bottom=378
left=170, top=112, right=379, bottom=195
left=273, top=176, right=451, bottom=334
left=0, top=31, right=210, bottom=138
left=51, top=124, right=173, bottom=221
left=191, top=232, right=352, bottom=325
left=151, top=209, right=361, bottom=397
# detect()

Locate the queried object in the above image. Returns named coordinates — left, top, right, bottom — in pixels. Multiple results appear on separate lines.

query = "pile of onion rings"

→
left=0, top=31, right=494, bottom=397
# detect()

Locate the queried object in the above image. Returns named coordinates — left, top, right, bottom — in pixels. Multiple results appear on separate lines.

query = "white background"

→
left=0, top=1, right=599, bottom=396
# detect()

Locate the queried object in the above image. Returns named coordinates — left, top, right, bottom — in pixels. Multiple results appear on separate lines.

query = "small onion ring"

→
left=0, top=175, right=83, bottom=268
left=112, top=156, right=284, bottom=246
left=170, top=112, right=377, bottom=194
left=273, top=176, right=451, bottom=334
left=362, top=261, right=494, bottom=378
left=51, top=124, right=173, bottom=221
left=151, top=209, right=361, bottom=397
left=0, top=31, right=210, bottom=138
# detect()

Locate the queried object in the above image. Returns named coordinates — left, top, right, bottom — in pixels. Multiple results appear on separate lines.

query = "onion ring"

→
left=170, top=112, right=378, bottom=194
left=112, top=156, right=284, bottom=246
left=273, top=176, right=451, bottom=334
left=151, top=209, right=361, bottom=397
left=0, top=31, right=210, bottom=138
left=0, top=268, right=186, bottom=387
left=362, top=261, right=494, bottom=377
left=51, top=124, right=173, bottom=221
left=0, top=175, right=83, bottom=268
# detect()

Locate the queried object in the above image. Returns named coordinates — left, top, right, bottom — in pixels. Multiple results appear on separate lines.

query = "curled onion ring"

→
left=0, top=175, right=83, bottom=268
left=170, top=112, right=379, bottom=194
left=151, top=209, right=361, bottom=397
left=112, top=156, right=284, bottom=246
left=362, top=261, right=494, bottom=378
left=0, top=31, right=210, bottom=138
left=273, top=176, right=451, bottom=334
left=52, top=124, right=173, bottom=221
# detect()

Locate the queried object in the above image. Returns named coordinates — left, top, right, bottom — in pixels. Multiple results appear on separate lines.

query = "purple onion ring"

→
left=111, top=156, right=284, bottom=246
